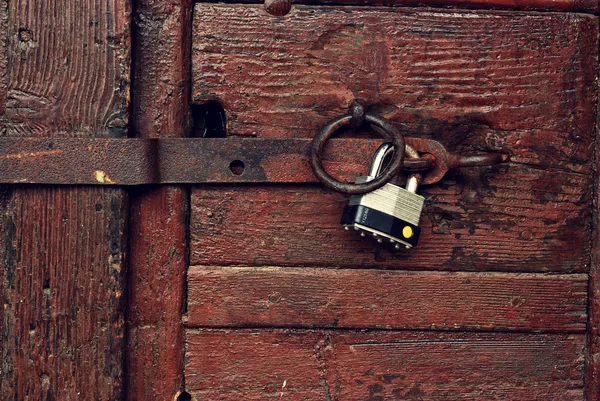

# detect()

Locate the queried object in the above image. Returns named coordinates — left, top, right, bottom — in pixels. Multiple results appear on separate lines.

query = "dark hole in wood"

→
left=229, top=160, right=245, bottom=176
left=191, top=101, right=227, bottom=138
left=177, top=391, right=192, bottom=401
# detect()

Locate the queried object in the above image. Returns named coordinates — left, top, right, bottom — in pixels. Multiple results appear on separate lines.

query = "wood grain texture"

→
left=234, top=0, right=599, bottom=12
left=190, top=166, right=591, bottom=273
left=126, top=0, right=192, bottom=399
left=0, top=0, right=130, bottom=399
left=187, top=266, right=587, bottom=332
left=186, top=330, right=328, bottom=400
left=4, top=0, right=130, bottom=137
left=326, top=331, right=585, bottom=400
left=131, top=0, right=191, bottom=137
left=192, top=6, right=597, bottom=156
left=127, top=186, right=188, bottom=401
left=586, top=98, right=600, bottom=400
left=185, top=329, right=585, bottom=400
left=190, top=6, right=596, bottom=272
left=1, top=187, right=127, bottom=400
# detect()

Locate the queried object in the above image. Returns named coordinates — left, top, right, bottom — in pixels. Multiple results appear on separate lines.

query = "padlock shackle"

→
left=369, top=142, right=422, bottom=192
left=368, top=142, right=395, bottom=178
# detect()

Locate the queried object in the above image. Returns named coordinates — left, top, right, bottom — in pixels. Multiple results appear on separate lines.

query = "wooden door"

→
left=184, top=3, right=600, bottom=401
left=1, top=0, right=599, bottom=401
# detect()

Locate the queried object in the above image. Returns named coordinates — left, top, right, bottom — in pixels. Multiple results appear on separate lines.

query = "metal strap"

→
left=1, top=137, right=432, bottom=186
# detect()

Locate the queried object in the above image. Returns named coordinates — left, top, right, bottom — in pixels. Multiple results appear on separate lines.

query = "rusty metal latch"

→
left=0, top=136, right=507, bottom=186
left=309, top=105, right=509, bottom=194
left=0, top=137, right=422, bottom=185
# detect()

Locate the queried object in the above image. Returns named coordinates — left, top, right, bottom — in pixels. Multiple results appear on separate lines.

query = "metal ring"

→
left=310, top=113, right=405, bottom=194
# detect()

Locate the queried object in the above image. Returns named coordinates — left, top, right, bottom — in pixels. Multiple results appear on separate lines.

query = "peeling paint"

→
left=94, top=170, right=114, bottom=184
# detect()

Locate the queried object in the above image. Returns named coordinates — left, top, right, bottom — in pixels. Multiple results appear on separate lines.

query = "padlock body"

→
left=341, top=180, right=424, bottom=248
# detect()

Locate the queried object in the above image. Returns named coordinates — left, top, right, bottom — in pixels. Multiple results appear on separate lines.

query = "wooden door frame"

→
left=126, top=0, right=192, bottom=399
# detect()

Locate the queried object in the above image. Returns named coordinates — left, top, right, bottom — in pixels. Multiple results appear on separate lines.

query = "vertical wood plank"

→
left=586, top=83, right=600, bottom=401
left=0, top=0, right=130, bottom=400
left=126, top=0, right=192, bottom=399
left=127, top=187, right=189, bottom=400
left=1, top=187, right=127, bottom=400
left=5, top=0, right=130, bottom=137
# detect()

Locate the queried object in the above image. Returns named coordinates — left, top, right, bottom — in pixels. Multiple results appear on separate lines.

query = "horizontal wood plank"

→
left=185, top=329, right=585, bottom=400
left=230, top=0, right=599, bottom=12
left=192, top=6, right=597, bottom=175
left=186, top=266, right=587, bottom=332
left=190, top=163, right=591, bottom=272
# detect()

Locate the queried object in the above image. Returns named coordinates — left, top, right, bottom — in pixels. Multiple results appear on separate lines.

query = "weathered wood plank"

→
left=186, top=330, right=328, bottom=400
left=326, top=331, right=585, bottom=400
left=187, top=266, right=587, bottom=332
left=1, top=187, right=127, bottom=400
left=5, top=0, right=130, bottom=137
left=0, top=1, right=130, bottom=399
left=126, top=0, right=192, bottom=399
left=192, top=6, right=597, bottom=176
left=127, top=187, right=189, bottom=401
left=185, top=329, right=585, bottom=400
left=232, top=0, right=599, bottom=12
left=190, top=164, right=591, bottom=272
left=586, top=90, right=600, bottom=400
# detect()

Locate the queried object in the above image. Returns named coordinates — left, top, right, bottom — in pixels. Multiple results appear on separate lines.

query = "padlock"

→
left=341, top=142, right=424, bottom=249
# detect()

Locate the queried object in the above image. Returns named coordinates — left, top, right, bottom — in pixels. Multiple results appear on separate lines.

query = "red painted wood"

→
left=190, top=175, right=591, bottom=272
left=192, top=5, right=597, bottom=147
left=586, top=102, right=600, bottom=400
left=4, top=0, right=130, bottom=137
left=127, top=187, right=189, bottom=400
left=327, top=331, right=585, bottom=400
left=188, top=6, right=598, bottom=399
left=236, top=0, right=599, bottom=12
left=126, top=0, right=192, bottom=399
left=1, top=187, right=127, bottom=400
left=187, top=266, right=587, bottom=332
left=0, top=0, right=130, bottom=399
left=185, top=329, right=585, bottom=400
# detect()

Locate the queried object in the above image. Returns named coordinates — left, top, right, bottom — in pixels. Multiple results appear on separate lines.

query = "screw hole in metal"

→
left=229, top=160, right=245, bottom=176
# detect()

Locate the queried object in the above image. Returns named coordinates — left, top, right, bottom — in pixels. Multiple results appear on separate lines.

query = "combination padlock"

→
left=340, top=142, right=424, bottom=249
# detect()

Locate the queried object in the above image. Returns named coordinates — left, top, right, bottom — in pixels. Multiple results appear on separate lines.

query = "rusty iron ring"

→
left=310, top=113, right=405, bottom=194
